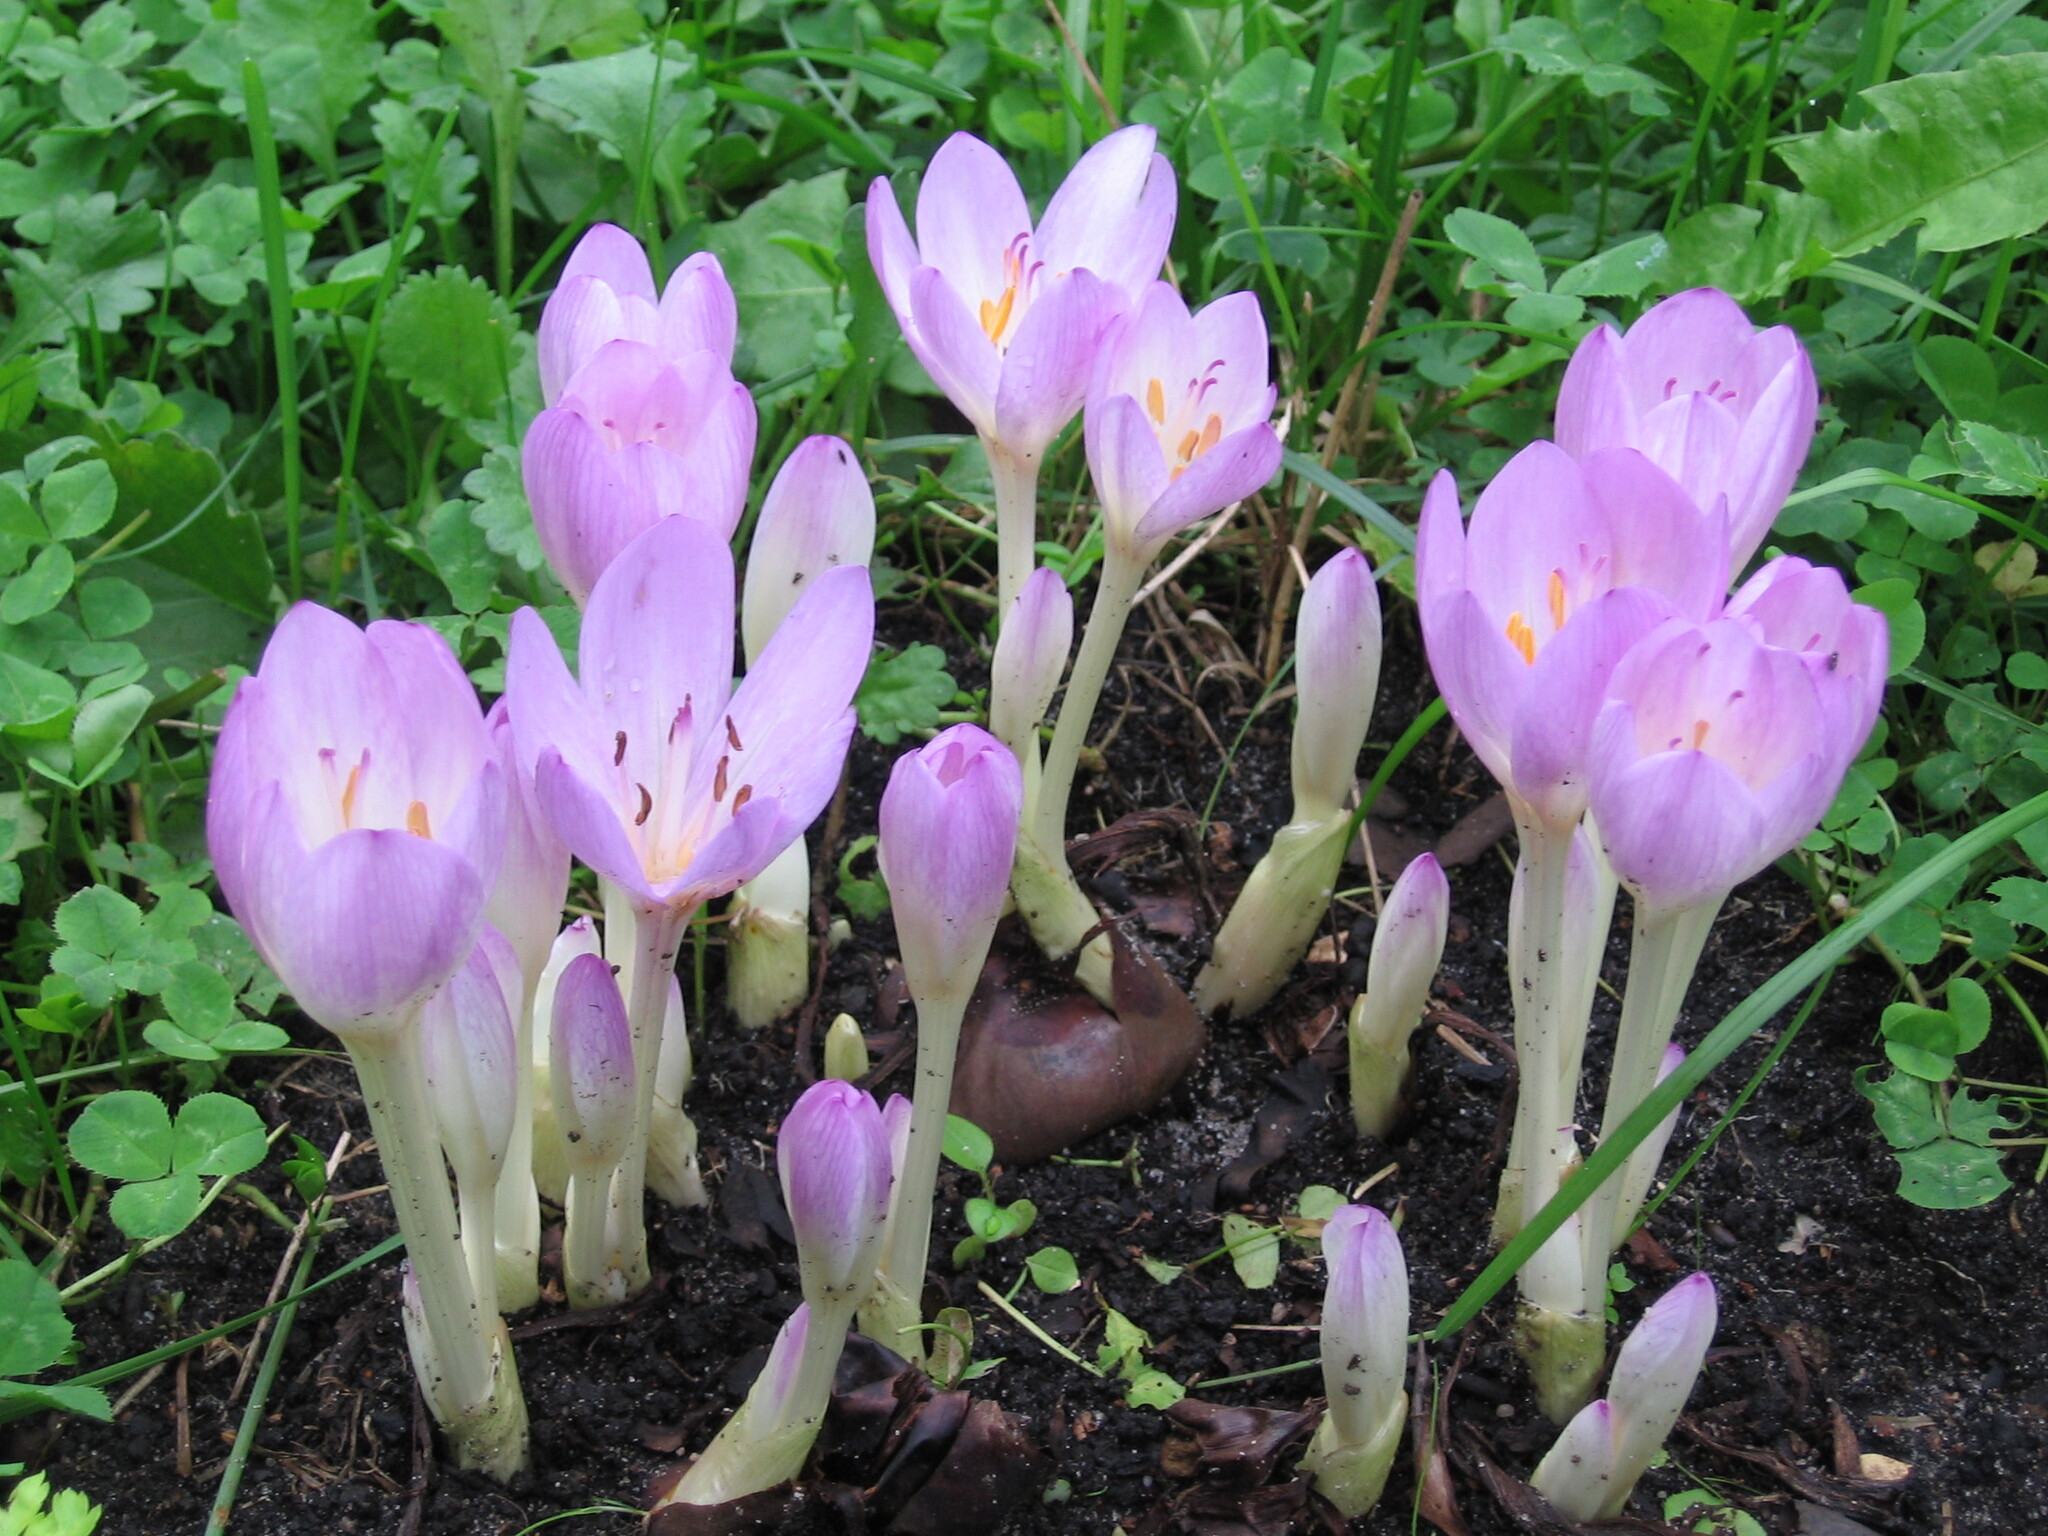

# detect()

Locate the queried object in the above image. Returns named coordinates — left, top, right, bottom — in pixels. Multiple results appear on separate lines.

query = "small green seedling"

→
left=1857, top=978, right=2025, bottom=1209
left=1096, top=1304, right=1183, bottom=1409
left=0, top=1471, right=103, bottom=1536
left=943, top=1114, right=1037, bottom=1267
left=67, top=1090, right=269, bottom=1240
left=921, top=1305, right=1003, bottom=1389
left=1663, top=1487, right=1766, bottom=1536
left=835, top=835, right=889, bottom=920
left=0, top=1260, right=110, bottom=1424
left=1022, top=1245, right=1079, bottom=1294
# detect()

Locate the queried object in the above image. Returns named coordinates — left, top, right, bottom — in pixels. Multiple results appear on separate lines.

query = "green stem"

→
left=1099, top=0, right=1125, bottom=122
left=492, top=99, right=524, bottom=297
left=563, top=1170, right=617, bottom=1310
left=242, top=60, right=303, bottom=600
left=458, top=1180, right=500, bottom=1323
left=871, top=984, right=972, bottom=1358
left=604, top=897, right=688, bottom=1295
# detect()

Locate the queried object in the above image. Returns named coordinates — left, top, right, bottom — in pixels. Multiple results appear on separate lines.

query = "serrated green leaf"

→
left=0, top=1258, right=74, bottom=1378
left=379, top=268, right=520, bottom=422
left=1854, top=1065, right=1942, bottom=1149
left=1779, top=51, right=2048, bottom=258
left=524, top=41, right=714, bottom=176
left=109, top=1170, right=204, bottom=1240
left=464, top=445, right=544, bottom=573
left=424, top=499, right=499, bottom=614
left=67, top=1090, right=173, bottom=1183
left=4, top=193, right=165, bottom=348
left=855, top=643, right=954, bottom=744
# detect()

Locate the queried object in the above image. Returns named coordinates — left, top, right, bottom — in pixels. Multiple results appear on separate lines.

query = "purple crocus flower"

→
left=505, top=514, right=874, bottom=919
left=878, top=723, right=1024, bottom=1005
left=482, top=700, right=569, bottom=997
left=206, top=603, right=505, bottom=1039
left=1415, top=442, right=1729, bottom=832
left=741, top=434, right=876, bottom=664
left=1587, top=608, right=1885, bottom=912
left=866, top=126, right=1175, bottom=462
left=522, top=339, right=758, bottom=606
left=779, top=1079, right=893, bottom=1305
left=1722, top=554, right=1892, bottom=747
left=549, top=949, right=637, bottom=1174
left=1556, top=287, right=1817, bottom=572
left=537, top=223, right=737, bottom=406
left=1086, top=283, right=1282, bottom=565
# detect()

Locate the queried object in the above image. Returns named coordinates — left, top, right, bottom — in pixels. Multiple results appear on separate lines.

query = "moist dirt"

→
left=19, top=601, right=2048, bottom=1536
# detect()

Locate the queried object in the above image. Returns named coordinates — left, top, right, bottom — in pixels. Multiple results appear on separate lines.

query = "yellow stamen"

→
left=1547, top=570, right=1567, bottom=632
left=1146, top=378, right=1166, bottom=424
left=1505, top=613, right=1537, bottom=665
left=340, top=762, right=362, bottom=828
left=978, top=286, right=1017, bottom=344
left=1197, top=413, right=1222, bottom=456
left=1177, top=428, right=1201, bottom=464
left=1691, top=719, right=1711, bottom=750
left=405, top=801, right=432, bottom=839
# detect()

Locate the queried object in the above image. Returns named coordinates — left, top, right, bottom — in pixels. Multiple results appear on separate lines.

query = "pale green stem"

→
left=1509, top=808, right=1580, bottom=1236
left=870, top=982, right=972, bottom=1362
left=458, top=1181, right=500, bottom=1322
left=1032, top=549, right=1144, bottom=853
left=604, top=897, right=689, bottom=1295
left=1587, top=897, right=1721, bottom=1255
left=346, top=1027, right=494, bottom=1415
left=988, top=442, right=1042, bottom=618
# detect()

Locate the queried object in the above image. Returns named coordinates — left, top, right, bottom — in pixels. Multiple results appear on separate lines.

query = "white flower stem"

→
left=346, top=1027, right=527, bottom=1476
left=492, top=973, right=541, bottom=1312
left=564, top=1169, right=623, bottom=1310
left=865, top=984, right=971, bottom=1363
left=1033, top=549, right=1143, bottom=855
left=603, top=894, right=688, bottom=1296
left=1587, top=897, right=1720, bottom=1253
left=457, top=1180, right=500, bottom=1322
left=988, top=441, right=1042, bottom=617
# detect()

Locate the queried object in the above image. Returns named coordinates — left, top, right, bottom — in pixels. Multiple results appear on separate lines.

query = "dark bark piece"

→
left=1433, top=791, right=1515, bottom=867
left=950, top=921, right=1206, bottom=1164
left=1216, top=1059, right=1329, bottom=1203
left=887, top=1398, right=1049, bottom=1534
left=720, top=1161, right=793, bottom=1255
left=1162, top=1399, right=1319, bottom=1490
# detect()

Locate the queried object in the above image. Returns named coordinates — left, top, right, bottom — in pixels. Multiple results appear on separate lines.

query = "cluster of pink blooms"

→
left=1419, top=287, right=1888, bottom=914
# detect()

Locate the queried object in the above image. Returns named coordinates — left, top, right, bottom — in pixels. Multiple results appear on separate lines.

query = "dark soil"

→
left=20, top=598, right=2048, bottom=1536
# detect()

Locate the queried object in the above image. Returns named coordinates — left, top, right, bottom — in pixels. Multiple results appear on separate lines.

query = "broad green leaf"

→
left=0, top=654, right=76, bottom=732
left=71, top=682, right=151, bottom=785
left=1444, top=208, right=1547, bottom=293
left=97, top=438, right=273, bottom=617
left=40, top=460, right=116, bottom=542
left=703, top=170, right=851, bottom=383
left=1025, top=1245, right=1080, bottom=1294
left=1892, top=1139, right=2010, bottom=1209
left=4, top=193, right=164, bottom=348
left=1778, top=51, right=2048, bottom=257
left=109, top=1170, right=204, bottom=1239
left=943, top=1114, right=994, bottom=1175
left=1855, top=1067, right=1942, bottom=1148
left=1654, top=187, right=1828, bottom=301
left=0, top=1379, right=113, bottom=1420
left=1880, top=1003, right=1961, bottom=1080
left=379, top=268, right=520, bottom=423
left=0, top=482, right=47, bottom=576
left=1990, top=874, right=2048, bottom=930
left=855, top=643, right=955, bottom=745
left=0, top=545, right=75, bottom=625
left=76, top=578, right=151, bottom=641
left=68, top=1090, right=174, bottom=1183
left=1553, top=234, right=1669, bottom=297
left=1222, top=1214, right=1281, bottom=1289
left=173, top=0, right=380, bottom=175
left=0, top=1259, right=75, bottom=1378
left=50, top=884, right=191, bottom=1007
left=172, top=1094, right=268, bottom=1179
left=524, top=42, right=714, bottom=178
left=434, top=0, right=644, bottom=114
left=1296, top=1184, right=1344, bottom=1222
left=1849, top=577, right=1925, bottom=674
left=1645, top=0, right=1772, bottom=84
left=1915, top=335, right=2001, bottom=422
left=1125, top=1367, right=1185, bottom=1409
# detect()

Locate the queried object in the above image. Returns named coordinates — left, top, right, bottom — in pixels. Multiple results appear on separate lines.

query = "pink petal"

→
left=1591, top=728, right=1767, bottom=909
left=1420, top=587, right=1518, bottom=791
left=523, top=407, right=661, bottom=606
left=1617, top=288, right=1757, bottom=404
left=914, top=133, right=1031, bottom=305
left=1724, top=350, right=1817, bottom=571
left=505, top=606, right=614, bottom=796
left=1189, top=290, right=1273, bottom=427
left=1086, top=390, right=1172, bottom=550
left=1554, top=324, right=1632, bottom=457
left=1414, top=469, right=1466, bottom=618
left=1130, top=420, right=1281, bottom=547
left=907, top=266, right=1000, bottom=437
left=742, top=435, right=876, bottom=663
left=1582, top=447, right=1729, bottom=622
left=1034, top=126, right=1176, bottom=299
left=865, top=177, right=922, bottom=329
left=561, top=222, right=657, bottom=302
left=538, top=274, right=625, bottom=407
left=993, top=267, right=1110, bottom=456
left=533, top=744, right=657, bottom=903
left=657, top=251, right=738, bottom=366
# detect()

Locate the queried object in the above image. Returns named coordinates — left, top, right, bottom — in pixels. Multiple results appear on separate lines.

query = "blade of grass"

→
left=1430, top=788, right=2048, bottom=1341
left=243, top=59, right=304, bottom=601
left=1203, top=99, right=1301, bottom=356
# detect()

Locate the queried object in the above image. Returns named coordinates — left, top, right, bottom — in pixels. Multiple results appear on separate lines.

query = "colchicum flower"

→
left=549, top=949, right=637, bottom=1309
left=206, top=602, right=525, bottom=1478
left=536, top=222, right=738, bottom=406
left=522, top=339, right=758, bottom=606
left=1346, top=853, right=1450, bottom=1139
left=727, top=434, right=878, bottom=1032
left=508, top=513, right=873, bottom=1295
left=1194, top=549, right=1380, bottom=1019
left=864, top=726, right=1022, bottom=1361
left=1086, top=283, right=1283, bottom=569
left=1298, top=1204, right=1409, bottom=1518
left=1532, top=1273, right=1719, bottom=1522
left=867, top=124, right=1175, bottom=610
left=1555, top=286, right=1816, bottom=572
left=657, top=1081, right=893, bottom=1510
